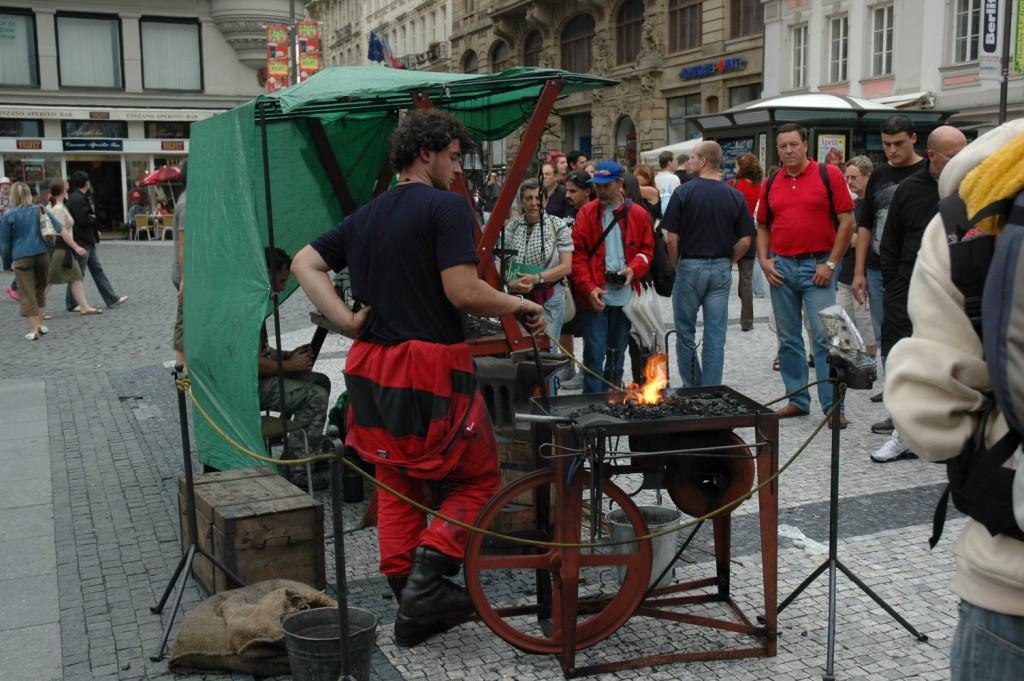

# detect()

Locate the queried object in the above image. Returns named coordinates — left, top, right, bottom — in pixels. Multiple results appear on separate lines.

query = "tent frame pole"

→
left=258, top=98, right=292, bottom=462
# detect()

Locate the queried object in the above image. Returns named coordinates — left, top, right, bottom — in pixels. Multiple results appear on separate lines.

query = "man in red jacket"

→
left=570, top=161, right=654, bottom=393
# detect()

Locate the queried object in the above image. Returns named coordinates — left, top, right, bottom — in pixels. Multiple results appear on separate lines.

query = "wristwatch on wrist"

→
left=825, top=260, right=836, bottom=272
left=537, top=273, right=545, bottom=284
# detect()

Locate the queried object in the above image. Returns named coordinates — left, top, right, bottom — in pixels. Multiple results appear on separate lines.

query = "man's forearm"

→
left=292, top=246, right=357, bottom=332
left=756, top=225, right=771, bottom=262
left=731, top=237, right=751, bottom=264
left=666, top=233, right=679, bottom=267
left=177, top=231, right=185, bottom=277
left=854, top=227, right=871, bottom=275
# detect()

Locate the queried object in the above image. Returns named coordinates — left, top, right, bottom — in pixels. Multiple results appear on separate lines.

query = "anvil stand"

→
left=775, top=359, right=928, bottom=681
left=149, top=366, right=246, bottom=662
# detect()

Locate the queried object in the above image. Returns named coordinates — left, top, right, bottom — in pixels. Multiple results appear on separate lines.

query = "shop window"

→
left=616, top=0, right=644, bottom=65
left=523, top=31, right=542, bottom=67
left=669, top=0, right=702, bottom=53
left=3, top=157, right=62, bottom=197
left=141, top=18, right=202, bottom=91
left=667, top=94, right=701, bottom=144
left=461, top=50, right=478, bottom=74
left=62, top=120, right=128, bottom=138
left=0, top=10, right=39, bottom=87
left=728, top=83, right=762, bottom=108
left=145, top=121, right=191, bottom=139
left=0, top=119, right=43, bottom=137
left=56, top=13, right=123, bottom=88
left=730, top=0, right=764, bottom=39
left=953, top=0, right=980, bottom=64
left=490, top=41, right=509, bottom=73
left=561, top=14, right=595, bottom=73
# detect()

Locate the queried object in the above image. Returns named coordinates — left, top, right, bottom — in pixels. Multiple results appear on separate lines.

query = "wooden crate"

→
left=179, top=467, right=326, bottom=595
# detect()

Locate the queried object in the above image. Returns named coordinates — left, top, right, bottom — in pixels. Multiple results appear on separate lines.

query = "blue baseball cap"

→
left=590, top=160, right=624, bottom=185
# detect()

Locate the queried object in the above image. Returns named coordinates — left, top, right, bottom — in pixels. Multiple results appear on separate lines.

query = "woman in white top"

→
left=46, top=178, right=101, bottom=315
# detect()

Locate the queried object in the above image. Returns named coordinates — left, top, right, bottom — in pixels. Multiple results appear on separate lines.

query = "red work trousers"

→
left=372, top=393, right=500, bottom=575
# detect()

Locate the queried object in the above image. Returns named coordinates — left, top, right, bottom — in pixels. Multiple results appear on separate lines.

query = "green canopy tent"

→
left=184, top=66, right=615, bottom=471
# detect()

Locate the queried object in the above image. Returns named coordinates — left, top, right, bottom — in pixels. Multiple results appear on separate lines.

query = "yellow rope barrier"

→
left=176, top=376, right=842, bottom=550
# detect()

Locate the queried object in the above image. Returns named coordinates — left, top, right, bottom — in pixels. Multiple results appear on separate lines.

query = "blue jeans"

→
left=542, top=286, right=566, bottom=394
left=672, top=258, right=731, bottom=386
left=752, top=258, right=766, bottom=296
left=66, top=242, right=119, bottom=310
left=951, top=599, right=1024, bottom=681
left=866, top=266, right=884, bottom=357
left=578, top=305, right=631, bottom=394
left=770, top=255, right=839, bottom=414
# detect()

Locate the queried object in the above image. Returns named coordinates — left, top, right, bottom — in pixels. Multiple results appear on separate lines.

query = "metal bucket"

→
left=606, top=505, right=683, bottom=588
left=282, top=607, right=378, bottom=681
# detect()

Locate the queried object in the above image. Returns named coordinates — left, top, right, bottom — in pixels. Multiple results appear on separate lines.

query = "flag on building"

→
left=367, top=30, right=402, bottom=68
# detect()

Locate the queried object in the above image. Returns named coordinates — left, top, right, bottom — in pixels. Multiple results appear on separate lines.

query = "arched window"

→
left=523, top=31, right=543, bottom=68
left=490, top=41, right=509, bottom=73
left=616, top=0, right=644, bottom=65
left=462, top=50, right=479, bottom=74
left=561, top=14, right=595, bottom=73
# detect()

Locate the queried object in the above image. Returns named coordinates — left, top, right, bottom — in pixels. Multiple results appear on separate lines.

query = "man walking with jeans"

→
left=757, top=123, right=854, bottom=427
left=662, top=141, right=753, bottom=386
left=65, top=171, right=127, bottom=311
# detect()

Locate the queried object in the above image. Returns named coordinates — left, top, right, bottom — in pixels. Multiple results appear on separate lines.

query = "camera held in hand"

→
left=605, top=270, right=627, bottom=286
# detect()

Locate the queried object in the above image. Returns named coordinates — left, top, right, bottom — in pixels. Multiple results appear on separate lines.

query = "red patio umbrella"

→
left=139, top=165, right=182, bottom=186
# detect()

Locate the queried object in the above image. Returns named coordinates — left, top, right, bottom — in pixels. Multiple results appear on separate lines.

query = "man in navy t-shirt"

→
left=291, top=109, right=544, bottom=648
left=662, top=141, right=754, bottom=386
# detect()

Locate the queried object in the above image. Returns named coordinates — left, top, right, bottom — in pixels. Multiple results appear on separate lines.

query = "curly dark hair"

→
left=735, top=152, right=763, bottom=184
left=390, top=109, right=476, bottom=172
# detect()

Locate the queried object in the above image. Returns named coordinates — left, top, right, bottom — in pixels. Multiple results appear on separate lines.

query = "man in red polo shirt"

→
left=756, top=123, right=855, bottom=426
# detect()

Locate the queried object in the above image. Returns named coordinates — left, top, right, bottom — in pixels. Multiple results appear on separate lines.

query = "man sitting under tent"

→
left=258, top=248, right=331, bottom=462
left=291, top=109, right=545, bottom=648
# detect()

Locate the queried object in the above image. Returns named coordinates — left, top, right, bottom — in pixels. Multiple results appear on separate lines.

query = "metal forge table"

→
left=463, top=387, right=779, bottom=677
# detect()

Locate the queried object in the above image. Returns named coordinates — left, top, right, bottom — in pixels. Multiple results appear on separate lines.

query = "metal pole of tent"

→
left=998, top=0, right=1015, bottom=124
left=258, top=99, right=292, bottom=463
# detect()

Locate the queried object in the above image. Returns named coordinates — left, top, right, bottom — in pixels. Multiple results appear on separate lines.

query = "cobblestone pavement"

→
left=0, top=240, right=962, bottom=680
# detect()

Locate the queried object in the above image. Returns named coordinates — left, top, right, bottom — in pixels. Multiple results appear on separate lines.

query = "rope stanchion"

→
left=175, top=376, right=844, bottom=551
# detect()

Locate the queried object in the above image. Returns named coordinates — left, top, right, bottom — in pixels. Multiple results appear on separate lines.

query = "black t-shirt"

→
left=545, top=184, right=569, bottom=219
left=661, top=178, right=755, bottom=259
left=879, top=165, right=939, bottom=284
left=309, top=183, right=478, bottom=346
left=860, top=159, right=927, bottom=269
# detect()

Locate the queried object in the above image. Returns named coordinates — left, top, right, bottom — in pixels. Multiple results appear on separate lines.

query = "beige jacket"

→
left=886, top=119, right=1024, bottom=617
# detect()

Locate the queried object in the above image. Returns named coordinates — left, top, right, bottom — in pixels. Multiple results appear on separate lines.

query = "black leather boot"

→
left=394, top=547, right=475, bottom=647
left=387, top=575, right=407, bottom=602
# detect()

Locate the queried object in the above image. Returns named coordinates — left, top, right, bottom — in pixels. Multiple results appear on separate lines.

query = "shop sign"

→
left=62, top=138, right=123, bottom=152
left=16, top=139, right=42, bottom=150
left=161, top=141, right=186, bottom=151
left=89, top=111, right=110, bottom=120
left=679, top=57, right=747, bottom=81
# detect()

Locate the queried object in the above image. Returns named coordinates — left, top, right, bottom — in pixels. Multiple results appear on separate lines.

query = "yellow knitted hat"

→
left=960, top=132, right=1024, bottom=235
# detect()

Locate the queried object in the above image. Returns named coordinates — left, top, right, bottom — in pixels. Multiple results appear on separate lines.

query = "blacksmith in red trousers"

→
left=292, top=109, right=546, bottom=647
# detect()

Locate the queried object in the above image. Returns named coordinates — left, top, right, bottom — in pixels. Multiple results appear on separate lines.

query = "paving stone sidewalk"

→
left=0, top=243, right=962, bottom=680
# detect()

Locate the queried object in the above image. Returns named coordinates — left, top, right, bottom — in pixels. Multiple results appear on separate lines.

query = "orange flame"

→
left=618, top=353, right=669, bottom=405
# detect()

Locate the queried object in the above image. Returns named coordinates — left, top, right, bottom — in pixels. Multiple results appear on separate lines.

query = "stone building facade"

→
left=450, top=0, right=766, bottom=166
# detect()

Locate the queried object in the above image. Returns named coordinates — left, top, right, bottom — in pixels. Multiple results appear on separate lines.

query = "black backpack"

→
left=930, top=189, right=1024, bottom=548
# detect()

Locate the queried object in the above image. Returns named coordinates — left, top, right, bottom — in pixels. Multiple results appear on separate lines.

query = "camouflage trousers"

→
left=257, top=371, right=331, bottom=455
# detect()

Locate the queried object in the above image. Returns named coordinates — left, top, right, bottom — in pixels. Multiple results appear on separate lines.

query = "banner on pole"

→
left=1014, top=0, right=1024, bottom=74
left=980, top=0, right=1001, bottom=81
left=266, top=24, right=290, bottom=92
left=296, top=20, right=321, bottom=81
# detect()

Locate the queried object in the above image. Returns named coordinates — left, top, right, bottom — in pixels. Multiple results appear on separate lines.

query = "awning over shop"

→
left=695, top=93, right=953, bottom=133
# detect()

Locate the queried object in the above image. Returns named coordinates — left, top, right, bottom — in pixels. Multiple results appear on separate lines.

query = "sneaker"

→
left=871, top=417, right=894, bottom=435
left=109, top=295, right=128, bottom=308
left=5, top=286, right=18, bottom=302
left=870, top=391, right=884, bottom=403
left=871, top=433, right=917, bottom=463
left=560, top=373, right=584, bottom=391
left=38, top=325, right=48, bottom=335
left=72, top=305, right=81, bottom=312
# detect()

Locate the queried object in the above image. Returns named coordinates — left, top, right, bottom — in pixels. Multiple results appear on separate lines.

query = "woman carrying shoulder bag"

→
left=0, top=182, right=60, bottom=340
left=503, top=178, right=573, bottom=392
left=47, top=178, right=102, bottom=316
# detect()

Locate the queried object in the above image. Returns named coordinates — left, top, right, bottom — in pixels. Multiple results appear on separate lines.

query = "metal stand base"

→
left=149, top=367, right=246, bottom=662
left=776, top=364, right=927, bottom=681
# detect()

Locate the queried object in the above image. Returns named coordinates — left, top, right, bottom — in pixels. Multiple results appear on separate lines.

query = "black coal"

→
left=567, top=389, right=754, bottom=421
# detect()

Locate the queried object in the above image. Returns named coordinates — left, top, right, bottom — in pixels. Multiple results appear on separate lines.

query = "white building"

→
left=309, top=0, right=451, bottom=71
left=763, top=0, right=1023, bottom=129
left=0, top=0, right=290, bottom=227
